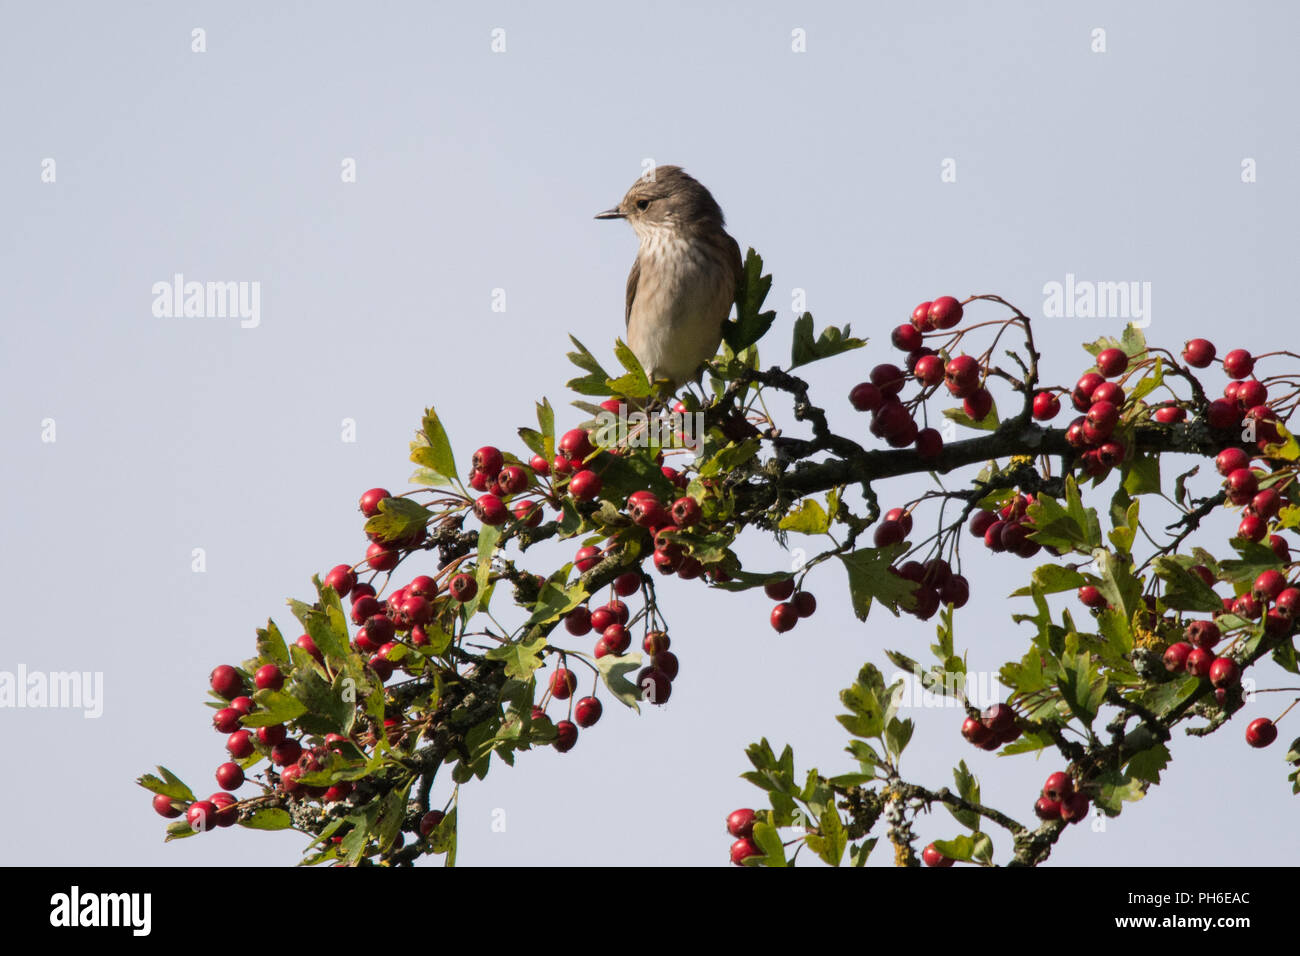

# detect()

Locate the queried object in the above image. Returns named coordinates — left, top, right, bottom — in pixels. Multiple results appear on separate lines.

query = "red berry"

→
left=963, top=388, right=993, bottom=422
left=1077, top=585, right=1107, bottom=609
left=922, top=843, right=954, bottom=867
left=873, top=519, right=906, bottom=547
left=529, top=454, right=550, bottom=475
left=1246, top=717, right=1277, bottom=748
left=928, top=296, right=964, bottom=330
left=849, top=382, right=884, bottom=412
left=601, top=624, right=631, bottom=655
left=558, top=428, right=595, bottom=461
left=1205, top=399, right=1240, bottom=430
left=727, top=808, right=757, bottom=839
left=215, top=762, right=244, bottom=791
left=643, top=631, right=670, bottom=655
left=939, top=574, right=970, bottom=608
left=549, top=668, right=577, bottom=700
left=1163, top=642, right=1192, bottom=672
left=1042, top=772, right=1074, bottom=802
left=365, top=541, right=399, bottom=572
left=1182, top=338, right=1215, bottom=367
left=969, top=510, right=996, bottom=538
left=1223, top=349, right=1254, bottom=380
left=885, top=507, right=914, bottom=535
left=671, top=496, right=701, bottom=527
left=914, top=354, right=945, bottom=386
left=257, top=724, right=287, bottom=747
left=1209, top=657, right=1240, bottom=688
left=574, top=546, right=601, bottom=573
left=1153, top=405, right=1186, bottom=424
left=324, top=564, right=356, bottom=598
left=770, top=603, right=798, bottom=633
left=1091, top=381, right=1125, bottom=407
left=209, top=665, right=243, bottom=700
left=730, top=837, right=762, bottom=866
left=449, top=573, right=478, bottom=602
left=1032, top=392, right=1061, bottom=420
left=1186, top=646, right=1214, bottom=678
left=1060, top=792, right=1091, bottom=824
left=472, top=446, right=504, bottom=478
left=553, top=720, right=579, bottom=752
left=419, top=810, right=446, bottom=837
left=1252, top=488, right=1282, bottom=520
left=474, top=493, right=509, bottom=525
left=870, top=363, right=906, bottom=398
left=961, top=716, right=992, bottom=747
left=569, top=469, right=603, bottom=501
left=764, top=578, right=795, bottom=601
left=1096, top=347, right=1129, bottom=378
left=574, top=696, right=603, bottom=727
left=637, top=668, right=673, bottom=704
left=892, top=323, right=923, bottom=351
left=152, top=793, right=183, bottom=818
left=1034, top=796, right=1061, bottom=821
left=791, top=591, right=817, bottom=618
left=359, top=487, right=390, bottom=517
left=652, top=650, right=679, bottom=681
left=226, top=729, right=254, bottom=759
left=1185, top=620, right=1220, bottom=649
left=186, top=801, right=217, bottom=832
left=254, top=664, right=283, bottom=692
left=496, top=464, right=529, bottom=495
left=944, top=355, right=980, bottom=397
left=1253, top=569, right=1287, bottom=603
left=1238, top=514, right=1267, bottom=542
left=911, top=301, right=935, bottom=331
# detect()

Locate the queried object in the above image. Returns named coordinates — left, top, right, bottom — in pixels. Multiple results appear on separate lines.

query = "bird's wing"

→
left=624, top=256, right=640, bottom=327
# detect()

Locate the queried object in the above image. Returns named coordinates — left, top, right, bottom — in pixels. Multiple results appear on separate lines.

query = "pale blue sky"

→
left=2, top=1, right=1296, bottom=866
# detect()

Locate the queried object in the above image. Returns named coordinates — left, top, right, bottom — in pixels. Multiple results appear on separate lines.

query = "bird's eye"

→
left=636, top=199, right=650, bottom=211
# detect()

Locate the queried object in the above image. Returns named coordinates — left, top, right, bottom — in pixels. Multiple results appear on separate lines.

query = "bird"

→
left=595, top=166, right=743, bottom=393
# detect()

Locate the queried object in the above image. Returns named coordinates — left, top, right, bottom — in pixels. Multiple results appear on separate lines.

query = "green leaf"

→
left=749, top=820, right=787, bottom=866
left=365, top=497, right=432, bottom=546
left=1025, top=493, right=1087, bottom=552
left=790, top=313, right=866, bottom=369
left=465, top=524, right=501, bottom=618
left=240, top=808, right=293, bottom=831
left=840, top=543, right=914, bottom=620
left=971, top=832, right=994, bottom=865
left=805, top=806, right=848, bottom=866
left=594, top=652, right=643, bottom=711
left=722, top=249, right=776, bottom=353
left=1093, top=548, right=1143, bottom=622
left=779, top=498, right=830, bottom=535
left=838, top=664, right=890, bottom=739
left=136, top=766, right=195, bottom=803
left=242, top=689, right=307, bottom=727
left=1152, top=557, right=1223, bottom=612
left=1124, top=743, right=1171, bottom=785
left=410, top=407, right=458, bottom=485
left=566, top=336, right=616, bottom=397
left=1058, top=651, right=1107, bottom=728
left=256, top=620, right=290, bottom=668
left=537, top=398, right=556, bottom=461
left=1122, top=455, right=1161, bottom=496
left=932, top=835, right=975, bottom=863
left=949, top=760, right=981, bottom=831
left=608, top=339, right=654, bottom=397
left=527, top=582, right=589, bottom=627
left=883, top=717, right=914, bottom=760
left=1092, top=770, right=1148, bottom=815
left=1219, top=539, right=1284, bottom=585
left=1011, top=564, right=1088, bottom=597
left=943, top=399, right=999, bottom=432
left=484, top=633, right=547, bottom=681
left=1128, top=357, right=1164, bottom=403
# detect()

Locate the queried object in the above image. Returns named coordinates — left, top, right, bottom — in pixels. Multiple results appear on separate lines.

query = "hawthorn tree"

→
left=140, top=250, right=1300, bottom=866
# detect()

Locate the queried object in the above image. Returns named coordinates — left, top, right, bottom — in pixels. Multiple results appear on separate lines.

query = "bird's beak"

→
left=594, top=207, right=625, bottom=220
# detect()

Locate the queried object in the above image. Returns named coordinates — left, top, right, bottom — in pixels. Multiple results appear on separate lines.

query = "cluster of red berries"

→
left=968, top=493, right=1048, bottom=561
left=726, top=808, right=760, bottom=865
left=1049, top=347, right=1131, bottom=479
left=870, top=507, right=970, bottom=618
left=1214, top=447, right=1290, bottom=550
left=765, top=577, right=817, bottom=632
left=848, top=296, right=973, bottom=461
left=960, top=702, right=1022, bottom=750
left=1033, top=771, right=1090, bottom=824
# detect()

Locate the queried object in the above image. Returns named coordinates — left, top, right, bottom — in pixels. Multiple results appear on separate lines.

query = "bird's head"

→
left=595, top=165, right=725, bottom=239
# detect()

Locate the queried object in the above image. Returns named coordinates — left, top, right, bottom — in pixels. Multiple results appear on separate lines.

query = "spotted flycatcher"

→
left=596, top=166, right=743, bottom=391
